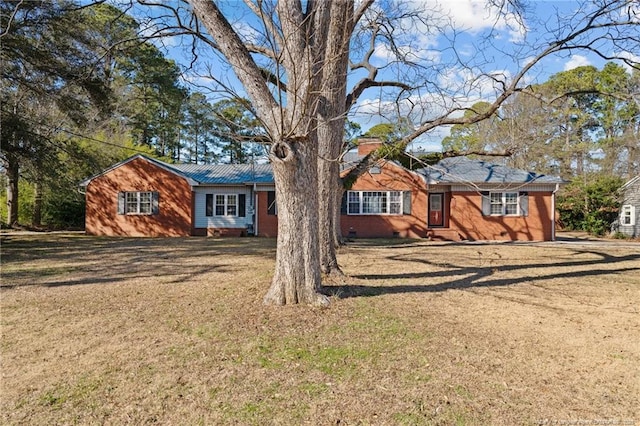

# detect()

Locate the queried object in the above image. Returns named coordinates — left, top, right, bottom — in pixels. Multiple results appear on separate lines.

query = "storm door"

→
left=428, top=193, right=444, bottom=227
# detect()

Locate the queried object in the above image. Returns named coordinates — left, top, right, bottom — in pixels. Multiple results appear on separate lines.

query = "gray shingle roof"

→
left=416, top=157, right=564, bottom=185
left=171, top=163, right=274, bottom=185
left=341, top=151, right=365, bottom=171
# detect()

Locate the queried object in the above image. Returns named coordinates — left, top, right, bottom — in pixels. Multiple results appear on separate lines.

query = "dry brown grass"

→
left=1, top=234, right=639, bottom=425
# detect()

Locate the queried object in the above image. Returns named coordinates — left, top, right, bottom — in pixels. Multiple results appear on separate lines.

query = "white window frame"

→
left=620, top=205, right=636, bottom=226
left=214, top=194, right=238, bottom=217
left=489, top=192, right=519, bottom=216
left=124, top=191, right=153, bottom=215
left=347, top=190, right=402, bottom=215
left=347, top=191, right=361, bottom=214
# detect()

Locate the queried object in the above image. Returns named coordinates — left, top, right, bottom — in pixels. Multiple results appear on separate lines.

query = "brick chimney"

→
left=357, top=138, right=384, bottom=156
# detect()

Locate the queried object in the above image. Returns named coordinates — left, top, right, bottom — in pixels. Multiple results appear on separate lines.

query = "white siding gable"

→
left=619, top=176, right=640, bottom=237
left=193, top=186, right=253, bottom=229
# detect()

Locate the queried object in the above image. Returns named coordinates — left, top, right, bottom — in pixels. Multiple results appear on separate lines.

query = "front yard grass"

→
left=1, top=234, right=639, bottom=425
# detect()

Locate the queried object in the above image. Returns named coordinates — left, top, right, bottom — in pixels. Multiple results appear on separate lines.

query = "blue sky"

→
left=138, top=0, right=639, bottom=152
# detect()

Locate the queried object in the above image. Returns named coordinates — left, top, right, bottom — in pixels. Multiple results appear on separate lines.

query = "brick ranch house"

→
left=80, top=140, right=564, bottom=241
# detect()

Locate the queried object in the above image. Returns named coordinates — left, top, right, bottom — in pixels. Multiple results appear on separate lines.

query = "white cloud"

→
left=563, top=54, right=592, bottom=71
left=354, top=83, right=487, bottom=127
left=436, top=65, right=512, bottom=103
left=619, top=1, right=640, bottom=23
left=364, top=0, right=528, bottom=69
left=414, top=0, right=528, bottom=41
left=504, top=12, right=528, bottom=43
left=352, top=97, right=405, bottom=118
left=615, top=51, right=640, bottom=73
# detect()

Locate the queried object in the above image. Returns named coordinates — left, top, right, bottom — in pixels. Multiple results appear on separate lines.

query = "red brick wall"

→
left=255, top=191, right=278, bottom=237
left=85, top=157, right=193, bottom=237
left=448, top=191, right=554, bottom=241
left=254, top=162, right=429, bottom=239
left=357, top=138, right=383, bottom=155
left=192, top=228, right=248, bottom=237
left=340, top=162, right=428, bottom=238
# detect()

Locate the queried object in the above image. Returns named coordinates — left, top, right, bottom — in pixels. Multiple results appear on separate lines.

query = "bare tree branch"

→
left=1, top=0, right=25, bottom=38
left=244, top=0, right=283, bottom=49
left=187, top=0, right=281, bottom=134
left=341, top=1, right=639, bottom=186
left=403, top=1, right=640, bottom=146
left=260, top=68, right=288, bottom=93
left=346, top=19, right=414, bottom=109
left=347, top=79, right=412, bottom=110
left=352, top=0, right=375, bottom=32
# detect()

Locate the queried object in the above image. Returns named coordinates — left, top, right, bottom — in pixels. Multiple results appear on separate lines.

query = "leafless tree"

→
left=144, top=0, right=638, bottom=304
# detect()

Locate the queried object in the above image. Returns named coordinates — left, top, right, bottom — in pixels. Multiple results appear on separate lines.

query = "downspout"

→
left=552, top=183, right=559, bottom=241
left=191, top=187, right=196, bottom=236
left=253, top=183, right=258, bottom=236
left=251, top=159, right=257, bottom=236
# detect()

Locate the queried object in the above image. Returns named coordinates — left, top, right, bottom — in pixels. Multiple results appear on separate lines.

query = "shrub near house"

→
left=557, top=176, right=623, bottom=236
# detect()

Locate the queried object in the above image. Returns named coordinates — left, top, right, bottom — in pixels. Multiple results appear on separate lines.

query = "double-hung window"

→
left=347, top=191, right=361, bottom=214
left=118, top=191, right=158, bottom=215
left=504, top=192, right=518, bottom=215
left=389, top=192, right=402, bottom=214
left=620, top=205, right=636, bottom=226
left=206, top=194, right=245, bottom=217
left=347, top=190, right=402, bottom=215
left=216, top=194, right=237, bottom=216
left=490, top=193, right=504, bottom=215
left=485, top=192, right=525, bottom=216
left=362, top=191, right=387, bottom=214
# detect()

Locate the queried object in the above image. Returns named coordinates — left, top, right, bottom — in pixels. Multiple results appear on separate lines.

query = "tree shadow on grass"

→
left=0, top=263, right=232, bottom=289
left=321, top=250, right=640, bottom=299
left=0, top=234, right=276, bottom=289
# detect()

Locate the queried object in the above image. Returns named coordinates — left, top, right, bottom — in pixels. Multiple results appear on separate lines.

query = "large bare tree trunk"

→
left=332, top=186, right=345, bottom=248
left=318, top=140, right=344, bottom=276
left=263, top=0, right=331, bottom=304
left=188, top=0, right=332, bottom=305
left=264, top=137, right=328, bottom=305
left=317, top=0, right=352, bottom=276
left=5, top=156, right=19, bottom=226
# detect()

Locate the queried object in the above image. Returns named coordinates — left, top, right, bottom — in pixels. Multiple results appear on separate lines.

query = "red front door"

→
left=428, top=193, right=444, bottom=227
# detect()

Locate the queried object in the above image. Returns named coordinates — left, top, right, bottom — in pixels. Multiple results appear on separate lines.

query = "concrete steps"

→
left=426, top=228, right=463, bottom=241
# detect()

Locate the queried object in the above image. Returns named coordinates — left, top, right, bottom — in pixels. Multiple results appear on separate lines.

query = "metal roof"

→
left=170, top=163, right=274, bottom=185
left=79, top=154, right=274, bottom=187
left=416, top=157, right=565, bottom=185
